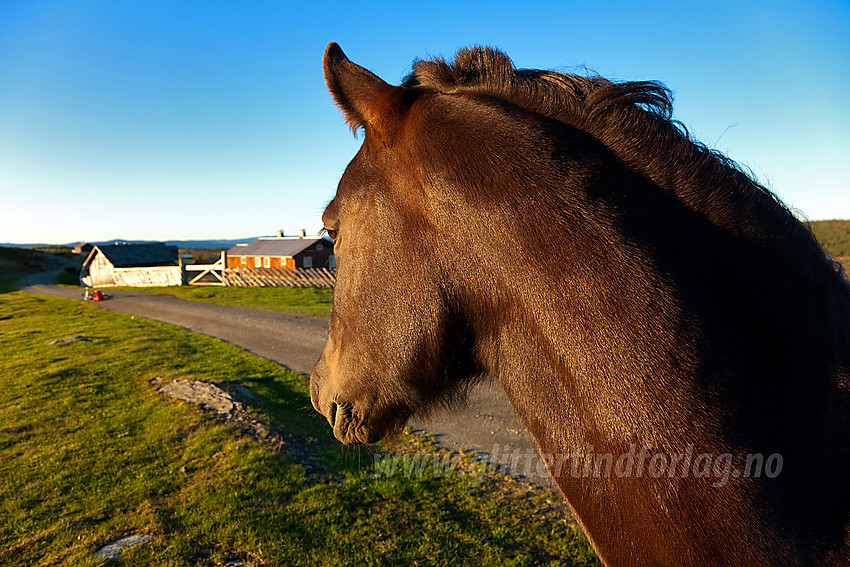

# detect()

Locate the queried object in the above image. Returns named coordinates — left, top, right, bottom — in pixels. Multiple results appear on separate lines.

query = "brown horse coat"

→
left=310, top=43, right=850, bottom=566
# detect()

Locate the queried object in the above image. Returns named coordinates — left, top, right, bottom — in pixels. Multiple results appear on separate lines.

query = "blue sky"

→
left=1, top=0, right=848, bottom=244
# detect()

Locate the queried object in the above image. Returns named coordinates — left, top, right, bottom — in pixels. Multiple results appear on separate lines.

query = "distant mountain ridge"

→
left=104, top=237, right=265, bottom=249
left=0, top=237, right=265, bottom=250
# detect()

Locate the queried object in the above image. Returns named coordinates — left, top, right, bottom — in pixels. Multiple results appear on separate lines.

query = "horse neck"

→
left=447, top=222, right=745, bottom=563
left=446, top=207, right=700, bottom=449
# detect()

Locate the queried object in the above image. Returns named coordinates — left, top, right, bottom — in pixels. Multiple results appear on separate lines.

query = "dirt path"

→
left=18, top=276, right=551, bottom=487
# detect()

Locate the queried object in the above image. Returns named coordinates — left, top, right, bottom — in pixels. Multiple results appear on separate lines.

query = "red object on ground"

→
left=92, top=290, right=104, bottom=302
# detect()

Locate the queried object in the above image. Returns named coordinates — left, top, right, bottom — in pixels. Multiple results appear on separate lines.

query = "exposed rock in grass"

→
left=159, top=380, right=244, bottom=418
left=153, top=377, right=327, bottom=477
left=48, top=335, right=90, bottom=345
left=94, top=534, right=154, bottom=560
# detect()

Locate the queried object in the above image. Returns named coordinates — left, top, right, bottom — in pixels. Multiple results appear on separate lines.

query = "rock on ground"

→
left=48, top=335, right=90, bottom=345
left=158, top=379, right=244, bottom=417
left=94, top=534, right=154, bottom=560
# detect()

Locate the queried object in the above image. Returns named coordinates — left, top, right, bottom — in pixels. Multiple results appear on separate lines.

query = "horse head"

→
left=310, top=44, right=486, bottom=445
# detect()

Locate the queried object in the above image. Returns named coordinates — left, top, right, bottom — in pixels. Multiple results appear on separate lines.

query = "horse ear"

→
left=323, top=43, right=396, bottom=135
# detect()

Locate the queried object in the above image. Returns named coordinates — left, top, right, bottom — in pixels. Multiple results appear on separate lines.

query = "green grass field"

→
left=0, top=291, right=595, bottom=566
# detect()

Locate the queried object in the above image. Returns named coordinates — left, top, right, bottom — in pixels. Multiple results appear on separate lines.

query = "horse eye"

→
left=325, top=229, right=337, bottom=241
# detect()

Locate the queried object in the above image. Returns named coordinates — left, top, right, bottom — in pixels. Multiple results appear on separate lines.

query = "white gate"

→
left=185, top=251, right=226, bottom=286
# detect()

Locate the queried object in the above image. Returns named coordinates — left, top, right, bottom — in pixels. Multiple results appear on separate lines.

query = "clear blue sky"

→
left=1, top=0, right=848, bottom=244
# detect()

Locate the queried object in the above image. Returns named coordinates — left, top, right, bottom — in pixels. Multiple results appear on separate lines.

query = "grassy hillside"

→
left=0, top=247, right=82, bottom=290
left=809, top=219, right=850, bottom=258
left=0, top=247, right=55, bottom=291
left=0, top=292, right=595, bottom=566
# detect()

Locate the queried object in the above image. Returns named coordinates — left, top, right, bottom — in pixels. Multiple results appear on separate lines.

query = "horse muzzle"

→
left=310, top=368, right=383, bottom=445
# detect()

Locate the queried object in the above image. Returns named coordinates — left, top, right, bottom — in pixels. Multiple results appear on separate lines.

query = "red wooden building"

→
left=226, top=235, right=334, bottom=271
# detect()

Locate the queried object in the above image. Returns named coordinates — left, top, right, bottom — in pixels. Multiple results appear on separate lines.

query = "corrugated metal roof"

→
left=85, top=243, right=178, bottom=268
left=226, top=237, right=331, bottom=257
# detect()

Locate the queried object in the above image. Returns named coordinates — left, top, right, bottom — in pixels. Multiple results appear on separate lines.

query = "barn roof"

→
left=226, top=237, right=330, bottom=257
left=84, top=243, right=178, bottom=268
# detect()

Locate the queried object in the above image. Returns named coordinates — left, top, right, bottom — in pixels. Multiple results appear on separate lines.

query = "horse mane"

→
left=403, top=47, right=846, bottom=285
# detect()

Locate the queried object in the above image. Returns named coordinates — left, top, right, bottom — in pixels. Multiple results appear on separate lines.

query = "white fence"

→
left=224, top=267, right=336, bottom=288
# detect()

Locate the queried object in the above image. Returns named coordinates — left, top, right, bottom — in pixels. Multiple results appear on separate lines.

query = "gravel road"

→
left=19, top=269, right=551, bottom=487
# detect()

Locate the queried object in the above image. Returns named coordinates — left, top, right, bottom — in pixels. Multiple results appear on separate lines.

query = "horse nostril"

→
left=328, top=401, right=338, bottom=427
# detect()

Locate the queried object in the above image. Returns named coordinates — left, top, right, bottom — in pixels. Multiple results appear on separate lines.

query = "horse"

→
left=309, top=42, right=850, bottom=566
